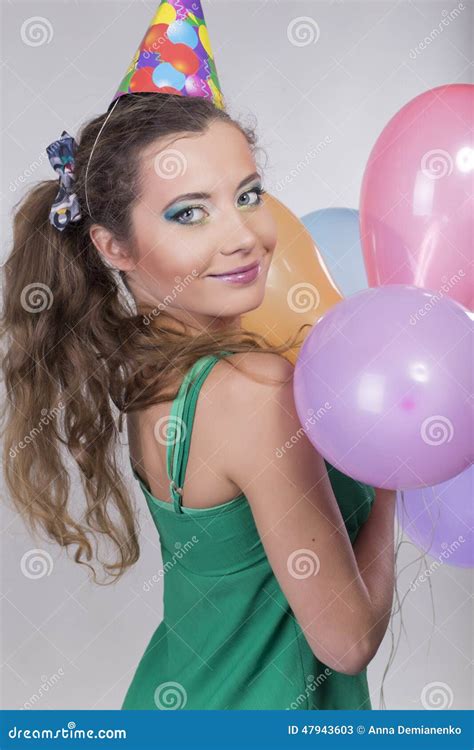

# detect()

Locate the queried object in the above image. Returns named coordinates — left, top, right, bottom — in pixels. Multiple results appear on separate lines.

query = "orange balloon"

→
left=142, top=24, right=169, bottom=53
left=242, top=194, right=342, bottom=364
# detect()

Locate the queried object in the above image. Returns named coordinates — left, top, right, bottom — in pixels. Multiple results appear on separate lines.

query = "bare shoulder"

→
left=206, top=351, right=294, bottom=421
left=215, top=351, right=294, bottom=394
left=205, top=351, right=298, bottom=472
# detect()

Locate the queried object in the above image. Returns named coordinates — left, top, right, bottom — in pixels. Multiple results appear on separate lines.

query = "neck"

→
left=179, top=312, right=243, bottom=337
left=146, top=305, right=242, bottom=338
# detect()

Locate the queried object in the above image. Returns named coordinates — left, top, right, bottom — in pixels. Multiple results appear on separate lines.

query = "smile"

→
left=207, top=259, right=262, bottom=285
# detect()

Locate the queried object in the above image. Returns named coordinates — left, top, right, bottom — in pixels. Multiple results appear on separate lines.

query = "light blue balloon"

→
left=167, top=20, right=198, bottom=48
left=152, top=62, right=186, bottom=91
left=300, top=207, right=368, bottom=297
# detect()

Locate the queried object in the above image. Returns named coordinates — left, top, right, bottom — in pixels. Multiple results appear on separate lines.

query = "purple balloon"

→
left=293, top=285, right=473, bottom=489
left=398, top=465, right=473, bottom=568
left=184, top=73, right=212, bottom=99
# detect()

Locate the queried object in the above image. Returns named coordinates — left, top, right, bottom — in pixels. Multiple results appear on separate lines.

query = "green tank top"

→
left=122, top=352, right=375, bottom=710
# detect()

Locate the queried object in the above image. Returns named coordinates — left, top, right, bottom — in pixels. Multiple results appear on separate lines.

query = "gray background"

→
left=1, top=0, right=472, bottom=710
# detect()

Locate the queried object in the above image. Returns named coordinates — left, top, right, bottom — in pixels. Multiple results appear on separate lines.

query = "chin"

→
left=224, top=286, right=267, bottom=317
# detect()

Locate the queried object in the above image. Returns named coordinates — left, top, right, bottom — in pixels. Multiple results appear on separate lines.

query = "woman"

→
left=1, top=92, right=396, bottom=710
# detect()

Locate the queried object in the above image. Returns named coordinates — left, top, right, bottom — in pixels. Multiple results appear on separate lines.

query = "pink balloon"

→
left=293, top=285, right=473, bottom=490
left=360, top=84, right=473, bottom=311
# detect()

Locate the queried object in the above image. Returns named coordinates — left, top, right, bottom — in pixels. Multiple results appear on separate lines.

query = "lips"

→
left=207, top=259, right=260, bottom=277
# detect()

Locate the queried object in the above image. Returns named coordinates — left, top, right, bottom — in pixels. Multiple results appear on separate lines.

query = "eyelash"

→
left=170, top=186, right=267, bottom=225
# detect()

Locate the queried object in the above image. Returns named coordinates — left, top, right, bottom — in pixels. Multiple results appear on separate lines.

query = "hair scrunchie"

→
left=46, top=130, right=82, bottom=231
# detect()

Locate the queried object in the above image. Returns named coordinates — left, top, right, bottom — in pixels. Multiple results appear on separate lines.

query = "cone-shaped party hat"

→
left=109, top=0, right=225, bottom=111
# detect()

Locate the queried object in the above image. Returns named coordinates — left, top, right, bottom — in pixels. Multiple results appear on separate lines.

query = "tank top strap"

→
left=167, top=350, right=234, bottom=514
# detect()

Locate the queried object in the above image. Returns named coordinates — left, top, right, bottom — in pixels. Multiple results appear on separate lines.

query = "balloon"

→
left=301, top=207, right=368, bottom=297
left=160, top=42, right=200, bottom=76
left=155, top=86, right=183, bottom=97
left=398, top=465, right=473, bottom=568
left=242, top=194, right=342, bottom=364
left=167, top=19, right=198, bottom=48
left=142, top=24, right=171, bottom=54
left=199, top=25, right=213, bottom=58
left=360, top=84, right=473, bottom=311
left=151, top=2, right=176, bottom=25
left=293, top=285, right=473, bottom=489
left=130, top=67, right=158, bottom=94
left=152, top=62, right=186, bottom=91
left=184, top=74, right=212, bottom=99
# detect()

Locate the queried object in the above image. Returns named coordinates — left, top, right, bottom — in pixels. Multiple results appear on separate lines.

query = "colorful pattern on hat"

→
left=109, top=0, right=225, bottom=110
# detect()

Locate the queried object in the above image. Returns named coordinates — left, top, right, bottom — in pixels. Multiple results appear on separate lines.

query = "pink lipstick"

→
left=207, top=260, right=262, bottom=285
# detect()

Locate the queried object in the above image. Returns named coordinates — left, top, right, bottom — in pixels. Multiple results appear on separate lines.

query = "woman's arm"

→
left=222, top=352, right=397, bottom=675
left=352, top=487, right=397, bottom=658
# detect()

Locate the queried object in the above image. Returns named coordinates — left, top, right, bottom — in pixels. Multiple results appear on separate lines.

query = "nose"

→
left=217, top=204, right=258, bottom=256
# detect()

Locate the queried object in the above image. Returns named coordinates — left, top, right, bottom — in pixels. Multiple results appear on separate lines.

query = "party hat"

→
left=109, top=0, right=225, bottom=111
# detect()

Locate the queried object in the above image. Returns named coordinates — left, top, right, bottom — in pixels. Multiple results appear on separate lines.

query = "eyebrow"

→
left=161, top=172, right=262, bottom=212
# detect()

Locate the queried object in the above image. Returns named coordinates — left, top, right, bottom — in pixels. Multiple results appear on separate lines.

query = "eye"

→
left=171, top=206, right=208, bottom=225
left=237, top=186, right=266, bottom=208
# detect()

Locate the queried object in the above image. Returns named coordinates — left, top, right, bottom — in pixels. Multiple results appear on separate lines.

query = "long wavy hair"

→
left=1, top=92, right=309, bottom=585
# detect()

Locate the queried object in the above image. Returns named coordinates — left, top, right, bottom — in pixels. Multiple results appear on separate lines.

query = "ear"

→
left=89, top=224, right=135, bottom=272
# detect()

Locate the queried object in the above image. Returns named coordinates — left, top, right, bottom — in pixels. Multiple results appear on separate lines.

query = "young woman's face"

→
left=127, top=119, right=277, bottom=330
